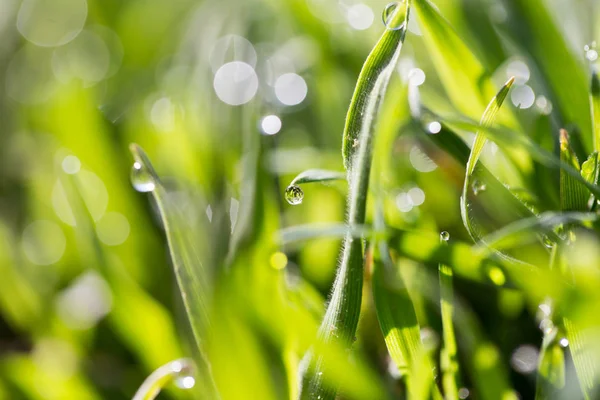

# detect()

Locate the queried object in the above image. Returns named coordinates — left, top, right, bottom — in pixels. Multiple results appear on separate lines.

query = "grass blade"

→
left=412, top=0, right=511, bottom=123
left=278, top=223, right=369, bottom=245
left=461, top=77, right=515, bottom=241
left=288, top=169, right=346, bottom=186
left=129, top=144, right=218, bottom=398
left=300, top=2, right=411, bottom=399
left=439, top=234, right=459, bottom=400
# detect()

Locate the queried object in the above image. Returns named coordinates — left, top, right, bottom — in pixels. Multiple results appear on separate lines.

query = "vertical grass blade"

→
left=460, top=77, right=515, bottom=241
left=439, top=236, right=459, bottom=400
left=300, top=3, right=411, bottom=399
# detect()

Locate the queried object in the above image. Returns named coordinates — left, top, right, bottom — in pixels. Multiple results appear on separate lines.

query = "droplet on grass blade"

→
left=131, top=161, right=156, bottom=192
left=285, top=185, right=303, bottom=205
left=585, top=42, right=598, bottom=62
left=471, top=179, right=487, bottom=195
left=382, top=1, right=406, bottom=31
left=440, top=231, right=450, bottom=242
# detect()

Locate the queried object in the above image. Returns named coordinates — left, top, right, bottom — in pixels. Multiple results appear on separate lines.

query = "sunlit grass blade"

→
left=507, top=0, right=591, bottom=150
left=560, top=129, right=589, bottom=211
left=300, top=2, right=411, bottom=399
left=371, top=205, right=422, bottom=379
left=439, top=235, right=459, bottom=400
left=133, top=358, right=195, bottom=400
left=412, top=0, right=511, bottom=123
left=461, top=77, right=515, bottom=241
left=563, top=317, right=595, bottom=399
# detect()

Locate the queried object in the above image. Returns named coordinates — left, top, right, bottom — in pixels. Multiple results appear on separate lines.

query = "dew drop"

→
left=440, top=231, right=450, bottom=242
left=472, top=179, right=487, bottom=195
left=175, top=375, right=196, bottom=389
left=559, top=337, right=569, bottom=348
left=585, top=42, right=598, bottom=62
left=285, top=185, right=304, bottom=205
left=427, top=121, right=441, bottom=134
left=382, top=1, right=406, bottom=31
left=131, top=161, right=156, bottom=192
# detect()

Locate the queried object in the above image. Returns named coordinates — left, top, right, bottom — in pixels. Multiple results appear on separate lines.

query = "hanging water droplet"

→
left=542, top=235, right=553, bottom=249
left=131, top=161, right=156, bottom=192
left=285, top=185, right=304, bottom=205
left=382, top=1, right=407, bottom=31
left=472, top=179, right=487, bottom=195
left=440, top=231, right=450, bottom=242
left=559, top=337, right=569, bottom=348
left=175, top=375, right=196, bottom=389
left=585, top=42, right=598, bottom=62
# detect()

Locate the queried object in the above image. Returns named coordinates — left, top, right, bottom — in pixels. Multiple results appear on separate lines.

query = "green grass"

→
left=3, top=0, right=600, bottom=399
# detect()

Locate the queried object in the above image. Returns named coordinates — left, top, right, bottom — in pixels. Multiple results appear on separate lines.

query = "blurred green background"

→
left=0, top=0, right=598, bottom=398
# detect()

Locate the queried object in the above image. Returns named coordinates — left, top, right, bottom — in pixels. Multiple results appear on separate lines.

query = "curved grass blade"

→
left=439, top=236, right=459, bottom=400
left=133, top=358, right=195, bottom=400
left=536, top=341, right=565, bottom=399
left=301, top=3, right=411, bottom=399
left=591, top=71, right=600, bottom=152
left=288, top=169, right=346, bottom=186
left=341, top=1, right=410, bottom=168
left=461, top=77, right=515, bottom=241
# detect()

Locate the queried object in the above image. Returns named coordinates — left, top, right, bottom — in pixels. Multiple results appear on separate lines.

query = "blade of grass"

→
left=278, top=223, right=370, bottom=245
left=461, top=77, right=515, bottom=241
left=288, top=169, right=346, bottom=186
left=412, top=0, right=513, bottom=124
left=300, top=2, right=411, bottom=399
left=439, top=235, right=459, bottom=400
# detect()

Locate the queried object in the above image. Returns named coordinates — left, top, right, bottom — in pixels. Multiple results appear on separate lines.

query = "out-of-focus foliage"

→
left=1, top=0, right=600, bottom=399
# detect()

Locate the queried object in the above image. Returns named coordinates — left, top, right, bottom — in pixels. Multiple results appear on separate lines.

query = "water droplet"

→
left=559, top=337, right=569, bottom=348
left=440, top=231, right=450, bottom=242
left=472, top=179, right=487, bottom=195
left=458, top=388, right=470, bottom=399
left=285, top=185, right=304, bottom=205
left=382, top=1, right=406, bottom=31
left=542, top=235, right=553, bottom=249
left=585, top=42, right=598, bottom=62
left=427, top=121, right=441, bottom=134
left=175, top=375, right=196, bottom=389
left=131, top=161, right=156, bottom=192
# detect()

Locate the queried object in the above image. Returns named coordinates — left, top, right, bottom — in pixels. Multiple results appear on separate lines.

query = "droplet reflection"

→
left=285, top=185, right=304, bottom=205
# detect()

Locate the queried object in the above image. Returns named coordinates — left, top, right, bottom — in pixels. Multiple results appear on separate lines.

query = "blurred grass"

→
left=1, top=0, right=600, bottom=399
